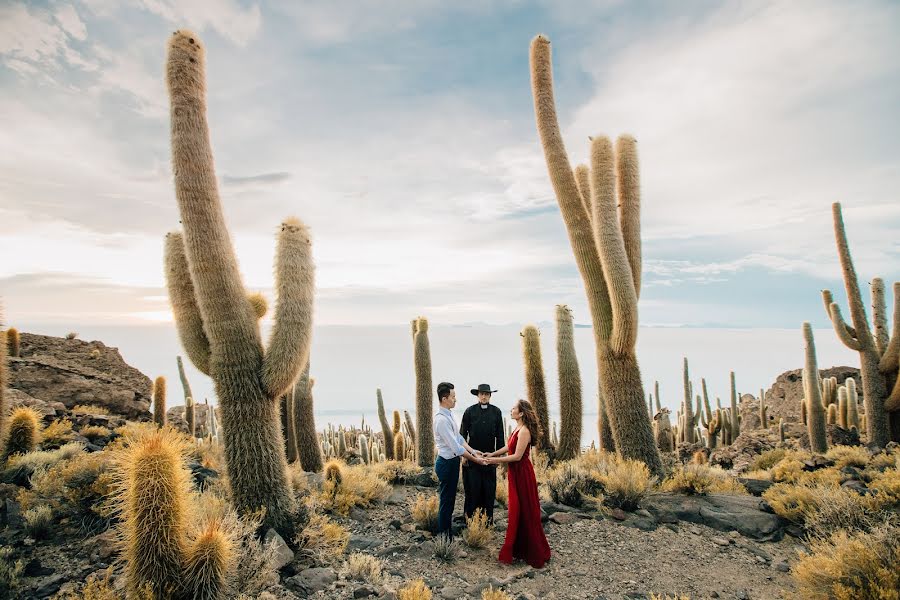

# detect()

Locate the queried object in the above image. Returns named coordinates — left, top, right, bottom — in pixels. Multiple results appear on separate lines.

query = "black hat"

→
left=471, top=383, right=498, bottom=396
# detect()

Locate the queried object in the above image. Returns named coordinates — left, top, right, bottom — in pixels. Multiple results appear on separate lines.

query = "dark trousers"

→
left=435, top=455, right=460, bottom=538
left=463, top=463, right=497, bottom=523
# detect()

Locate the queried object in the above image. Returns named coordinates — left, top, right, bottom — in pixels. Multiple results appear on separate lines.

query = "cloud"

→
left=0, top=3, right=94, bottom=72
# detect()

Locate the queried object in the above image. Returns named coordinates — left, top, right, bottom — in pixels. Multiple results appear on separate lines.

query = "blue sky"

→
left=1, top=0, right=899, bottom=329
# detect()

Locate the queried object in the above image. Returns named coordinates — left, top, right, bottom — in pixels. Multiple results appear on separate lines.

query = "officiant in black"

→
left=460, top=383, right=505, bottom=524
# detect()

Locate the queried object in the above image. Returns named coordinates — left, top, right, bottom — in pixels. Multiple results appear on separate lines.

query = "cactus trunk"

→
left=802, top=323, right=829, bottom=453
left=413, top=318, right=434, bottom=467
left=376, top=389, right=394, bottom=461
left=522, top=325, right=552, bottom=451
left=555, top=305, right=582, bottom=460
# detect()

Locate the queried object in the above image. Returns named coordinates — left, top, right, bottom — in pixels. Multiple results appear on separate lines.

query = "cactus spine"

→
left=822, top=204, right=900, bottom=445
left=530, top=35, right=662, bottom=475
left=293, top=363, right=322, bottom=473
left=6, top=327, right=19, bottom=358
left=153, top=376, right=167, bottom=427
left=376, top=389, right=394, bottom=461
left=555, top=305, right=582, bottom=460
left=522, top=324, right=552, bottom=451
left=164, top=31, right=314, bottom=534
left=682, top=358, right=695, bottom=444
left=412, top=318, right=433, bottom=467
left=802, top=323, right=829, bottom=453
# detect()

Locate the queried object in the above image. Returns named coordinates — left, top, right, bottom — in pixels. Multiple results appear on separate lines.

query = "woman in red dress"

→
left=485, top=399, right=551, bottom=568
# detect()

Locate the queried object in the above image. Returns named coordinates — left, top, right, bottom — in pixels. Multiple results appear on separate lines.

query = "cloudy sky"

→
left=2, top=0, right=899, bottom=329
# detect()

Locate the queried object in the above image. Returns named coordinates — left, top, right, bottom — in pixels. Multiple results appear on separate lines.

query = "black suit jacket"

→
left=460, top=403, right=504, bottom=453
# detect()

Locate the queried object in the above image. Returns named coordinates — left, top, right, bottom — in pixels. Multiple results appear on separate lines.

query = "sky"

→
left=1, top=0, right=900, bottom=330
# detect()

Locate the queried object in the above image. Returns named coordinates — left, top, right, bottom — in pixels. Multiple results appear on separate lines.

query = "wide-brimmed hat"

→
left=470, top=383, right=498, bottom=396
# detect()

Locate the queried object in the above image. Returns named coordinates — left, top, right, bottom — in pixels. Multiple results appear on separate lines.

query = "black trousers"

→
left=463, top=463, right=497, bottom=523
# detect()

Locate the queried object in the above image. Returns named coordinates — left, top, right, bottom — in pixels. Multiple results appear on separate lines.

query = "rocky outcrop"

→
left=8, top=332, right=151, bottom=420
left=710, top=429, right=779, bottom=473
left=645, top=493, right=787, bottom=541
left=761, top=366, right=859, bottom=424
left=167, top=403, right=217, bottom=438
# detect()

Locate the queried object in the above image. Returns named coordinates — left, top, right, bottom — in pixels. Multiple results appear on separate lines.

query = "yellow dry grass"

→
left=398, top=579, right=432, bottom=600
left=462, top=509, right=492, bottom=549
left=660, top=464, right=747, bottom=496
left=410, top=493, right=439, bottom=533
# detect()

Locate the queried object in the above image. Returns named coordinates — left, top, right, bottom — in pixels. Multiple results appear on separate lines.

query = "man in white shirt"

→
left=433, top=381, right=486, bottom=540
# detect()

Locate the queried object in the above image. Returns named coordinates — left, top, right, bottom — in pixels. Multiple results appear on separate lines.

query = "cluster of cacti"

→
left=412, top=318, right=433, bottom=467
left=153, top=376, right=167, bottom=427
left=114, top=428, right=232, bottom=599
left=521, top=324, right=552, bottom=451
left=320, top=420, right=392, bottom=465
left=821, top=203, right=900, bottom=445
left=555, top=304, right=583, bottom=460
left=530, top=35, right=662, bottom=475
left=163, top=31, right=313, bottom=534
left=5, top=327, right=19, bottom=358
left=203, top=399, right=219, bottom=443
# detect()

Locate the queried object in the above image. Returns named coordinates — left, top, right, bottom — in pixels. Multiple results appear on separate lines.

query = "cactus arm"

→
left=164, top=233, right=211, bottom=376
left=615, top=135, right=642, bottom=298
left=886, top=378, right=900, bottom=412
left=832, top=203, right=874, bottom=349
left=871, top=278, right=889, bottom=357
left=878, top=282, right=900, bottom=373
left=176, top=355, right=194, bottom=401
left=530, top=35, right=613, bottom=343
left=589, top=136, right=639, bottom=355
left=262, top=218, right=315, bottom=399
left=574, top=164, right=592, bottom=226
left=828, top=303, right=863, bottom=351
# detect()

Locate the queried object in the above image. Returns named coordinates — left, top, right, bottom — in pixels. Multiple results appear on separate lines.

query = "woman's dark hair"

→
left=515, top=399, right=542, bottom=446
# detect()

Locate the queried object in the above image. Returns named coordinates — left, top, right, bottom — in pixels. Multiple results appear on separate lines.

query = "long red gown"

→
left=498, top=429, right=551, bottom=568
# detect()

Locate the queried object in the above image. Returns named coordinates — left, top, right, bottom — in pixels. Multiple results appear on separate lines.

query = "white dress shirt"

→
left=433, top=407, right=466, bottom=460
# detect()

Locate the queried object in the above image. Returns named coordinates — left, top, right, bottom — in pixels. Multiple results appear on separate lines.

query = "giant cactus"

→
left=681, top=358, right=695, bottom=444
left=802, top=323, right=829, bottom=453
left=164, top=31, right=313, bottom=534
left=412, top=318, right=433, bottom=466
left=376, top=389, right=394, bottom=461
left=530, top=35, right=662, bottom=475
left=729, top=371, right=741, bottom=439
left=555, top=304, right=582, bottom=460
left=822, top=204, right=900, bottom=445
left=522, top=324, right=552, bottom=451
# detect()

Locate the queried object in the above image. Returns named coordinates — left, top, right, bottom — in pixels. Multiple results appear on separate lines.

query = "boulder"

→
left=710, top=429, right=778, bottom=473
left=8, top=333, right=152, bottom=420
left=645, top=493, right=787, bottom=541
left=5, top=388, right=67, bottom=421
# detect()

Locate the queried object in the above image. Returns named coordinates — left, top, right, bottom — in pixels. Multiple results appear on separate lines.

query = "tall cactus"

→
left=176, top=356, right=195, bottom=438
left=412, top=318, right=433, bottom=467
left=404, top=410, right=417, bottom=448
left=522, top=324, right=552, bottom=451
left=555, top=305, right=582, bottom=460
left=822, top=204, right=900, bottom=445
left=802, top=323, right=829, bottom=453
left=153, top=376, right=167, bottom=427
left=846, top=378, right=860, bottom=430
left=376, top=389, right=394, bottom=461
left=530, top=35, right=661, bottom=475
left=729, top=371, right=741, bottom=439
left=682, top=358, right=695, bottom=444
left=164, top=31, right=313, bottom=534
left=759, top=388, right=767, bottom=429
left=293, top=362, right=322, bottom=472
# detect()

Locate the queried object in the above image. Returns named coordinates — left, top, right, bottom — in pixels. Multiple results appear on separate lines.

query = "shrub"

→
left=482, top=587, right=513, bottom=600
left=802, top=486, right=887, bottom=539
left=344, top=553, right=383, bottom=584
left=72, top=404, right=110, bottom=416
left=462, top=509, right=492, bottom=549
left=398, top=579, right=432, bottom=600
left=410, top=494, right=439, bottom=533
left=750, top=448, right=789, bottom=472
left=869, top=467, right=900, bottom=507
left=295, top=512, right=350, bottom=564
left=42, top=418, right=75, bottom=445
left=431, top=534, right=457, bottom=562
left=544, top=463, right=602, bottom=507
left=372, top=460, right=423, bottom=484
left=598, top=456, right=653, bottom=511
left=23, top=505, right=53, bottom=539
left=0, top=547, right=23, bottom=597
left=2, top=442, right=85, bottom=482
left=771, top=458, right=804, bottom=483
left=319, top=463, right=391, bottom=515
left=825, top=445, right=870, bottom=469
left=792, top=522, right=900, bottom=599
left=80, top=426, right=112, bottom=441
left=660, top=464, right=747, bottom=496
left=763, top=483, right=821, bottom=524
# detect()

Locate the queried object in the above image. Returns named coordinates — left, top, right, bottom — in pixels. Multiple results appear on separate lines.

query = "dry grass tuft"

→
left=80, top=426, right=112, bottom=441
left=0, top=547, right=25, bottom=597
left=660, top=464, right=747, bottom=496
left=372, top=460, right=424, bottom=485
left=792, top=522, right=900, bottom=599
left=23, top=505, right=53, bottom=539
left=295, top=512, right=350, bottom=563
left=825, top=445, right=871, bottom=469
left=597, top=456, right=654, bottom=510
left=495, top=475, right=508, bottom=508
left=431, top=534, right=457, bottom=562
left=344, top=552, right=383, bottom=584
left=762, top=483, right=821, bottom=524
left=462, top=509, right=492, bottom=549
left=319, top=462, right=391, bottom=515
left=482, top=586, right=513, bottom=600
left=42, top=418, right=75, bottom=446
left=410, top=493, right=439, bottom=533
left=398, top=579, right=432, bottom=600
left=72, top=404, right=110, bottom=415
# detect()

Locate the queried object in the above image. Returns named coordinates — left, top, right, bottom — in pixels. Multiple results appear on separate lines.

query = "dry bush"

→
left=462, top=509, right=492, bottom=549
left=23, top=505, right=53, bottom=539
left=750, top=448, right=790, bottom=472
left=825, top=445, right=871, bottom=469
left=544, top=463, right=602, bottom=508
left=866, top=449, right=899, bottom=472
left=598, top=456, right=654, bottom=510
left=660, top=464, right=747, bottom=496
left=0, top=547, right=24, bottom=597
left=741, top=469, right=773, bottom=481
left=650, top=595, right=691, bottom=600
left=869, top=467, right=900, bottom=507
left=42, top=418, right=75, bottom=446
left=495, top=476, right=508, bottom=508
left=410, top=494, right=439, bottom=533
left=343, top=553, right=383, bottom=584
left=72, top=404, right=110, bottom=415
left=763, top=483, right=821, bottom=524
left=287, top=462, right=312, bottom=498
left=193, top=438, right=225, bottom=472
left=295, top=512, right=350, bottom=564
left=771, top=458, right=804, bottom=483
left=792, top=522, right=900, bottom=599
left=531, top=451, right=551, bottom=482
left=802, top=486, right=887, bottom=539
left=2, top=442, right=85, bottom=482
left=24, top=450, right=113, bottom=530
left=319, top=462, right=391, bottom=515
left=398, top=579, right=432, bottom=600
left=80, top=426, right=112, bottom=441
left=372, top=460, right=423, bottom=485
left=482, top=587, right=513, bottom=600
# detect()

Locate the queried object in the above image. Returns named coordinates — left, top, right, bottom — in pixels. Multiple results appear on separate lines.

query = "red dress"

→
left=498, top=429, right=551, bottom=568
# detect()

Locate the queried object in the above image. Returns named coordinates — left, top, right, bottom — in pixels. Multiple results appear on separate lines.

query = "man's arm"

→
left=437, top=414, right=484, bottom=463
